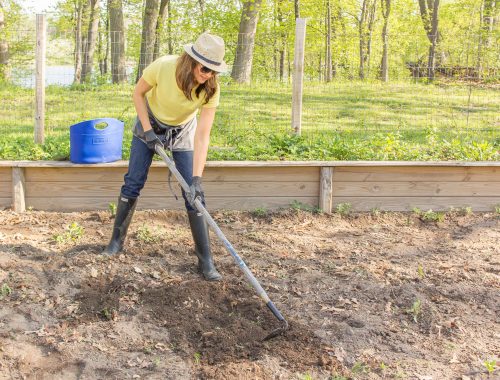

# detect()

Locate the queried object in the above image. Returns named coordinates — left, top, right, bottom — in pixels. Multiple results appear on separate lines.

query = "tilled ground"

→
left=0, top=208, right=498, bottom=379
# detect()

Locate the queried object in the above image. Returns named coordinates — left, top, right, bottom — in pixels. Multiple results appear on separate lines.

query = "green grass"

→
left=0, top=80, right=498, bottom=161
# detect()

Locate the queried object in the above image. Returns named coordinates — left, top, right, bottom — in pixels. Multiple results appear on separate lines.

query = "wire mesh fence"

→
left=0, top=12, right=498, bottom=160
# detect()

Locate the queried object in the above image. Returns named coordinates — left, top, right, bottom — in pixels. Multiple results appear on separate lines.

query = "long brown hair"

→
left=175, top=52, right=218, bottom=104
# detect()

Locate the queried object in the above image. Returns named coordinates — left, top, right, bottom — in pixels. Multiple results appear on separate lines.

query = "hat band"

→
left=191, top=46, right=221, bottom=66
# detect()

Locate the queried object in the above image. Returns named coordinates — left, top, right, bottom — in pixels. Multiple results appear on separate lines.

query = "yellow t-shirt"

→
left=142, top=55, right=220, bottom=126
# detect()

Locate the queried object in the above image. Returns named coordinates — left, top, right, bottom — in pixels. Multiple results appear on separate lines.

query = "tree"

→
left=358, top=0, right=377, bottom=79
left=231, top=0, right=263, bottom=84
left=325, top=0, right=332, bottom=82
left=0, top=1, right=9, bottom=81
left=477, top=0, right=497, bottom=76
left=153, top=0, right=169, bottom=61
left=109, top=0, right=127, bottom=83
left=73, top=0, right=85, bottom=83
left=380, top=0, right=391, bottom=82
left=418, top=0, right=441, bottom=81
left=81, top=0, right=100, bottom=82
left=136, top=0, right=160, bottom=82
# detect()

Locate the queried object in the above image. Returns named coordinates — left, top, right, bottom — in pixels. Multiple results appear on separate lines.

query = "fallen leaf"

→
left=90, top=267, right=98, bottom=278
left=134, top=267, right=143, bottom=274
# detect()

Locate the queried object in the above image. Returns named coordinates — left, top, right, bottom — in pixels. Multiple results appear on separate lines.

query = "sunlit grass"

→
left=0, top=80, right=498, bottom=160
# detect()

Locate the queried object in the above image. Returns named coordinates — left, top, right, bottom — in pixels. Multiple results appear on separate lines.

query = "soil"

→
left=0, top=208, right=498, bottom=380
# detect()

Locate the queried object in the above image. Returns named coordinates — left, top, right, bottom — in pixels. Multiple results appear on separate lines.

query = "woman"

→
left=102, top=32, right=227, bottom=281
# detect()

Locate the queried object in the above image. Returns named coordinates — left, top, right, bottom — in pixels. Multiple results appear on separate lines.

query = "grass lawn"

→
left=0, top=80, right=498, bottom=161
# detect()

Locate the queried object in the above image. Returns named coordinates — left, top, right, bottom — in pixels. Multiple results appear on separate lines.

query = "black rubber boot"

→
left=102, top=195, right=138, bottom=256
left=188, top=210, right=222, bottom=281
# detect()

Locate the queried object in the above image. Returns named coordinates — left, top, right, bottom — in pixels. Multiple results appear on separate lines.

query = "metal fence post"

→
left=291, top=18, right=306, bottom=136
left=35, top=13, right=46, bottom=144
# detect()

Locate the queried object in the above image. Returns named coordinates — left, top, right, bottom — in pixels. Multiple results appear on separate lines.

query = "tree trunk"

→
left=154, top=0, right=169, bottom=61
left=427, top=0, right=439, bottom=80
left=167, top=0, right=173, bottom=54
left=380, top=0, right=391, bottom=82
left=477, top=0, right=496, bottom=77
left=98, top=15, right=109, bottom=76
left=418, top=0, right=440, bottom=80
left=295, top=0, right=300, bottom=19
left=136, top=0, right=160, bottom=83
left=358, top=0, right=368, bottom=79
left=73, top=0, right=86, bottom=84
left=325, top=0, right=332, bottom=82
left=366, top=0, right=376, bottom=77
left=81, top=0, right=100, bottom=82
left=0, top=2, right=9, bottom=81
left=231, top=0, right=263, bottom=84
left=277, top=0, right=286, bottom=81
left=109, top=0, right=126, bottom=83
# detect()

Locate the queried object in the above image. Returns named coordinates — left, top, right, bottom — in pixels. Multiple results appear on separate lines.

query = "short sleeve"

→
left=142, top=57, right=163, bottom=86
left=202, top=83, right=220, bottom=108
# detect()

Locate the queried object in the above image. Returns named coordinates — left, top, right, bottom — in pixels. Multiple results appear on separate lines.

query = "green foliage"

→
left=108, top=202, right=117, bottom=217
left=351, top=361, right=370, bottom=374
left=421, top=210, right=446, bottom=223
left=53, top=222, right=85, bottom=244
left=495, top=205, right=500, bottom=215
left=417, top=264, right=425, bottom=279
left=193, top=352, right=201, bottom=365
left=406, top=299, right=422, bottom=323
left=136, top=225, right=162, bottom=243
left=449, top=206, right=473, bottom=216
left=290, top=200, right=321, bottom=214
left=0, top=283, right=12, bottom=300
left=251, top=207, right=268, bottom=217
left=335, top=203, right=352, bottom=216
left=413, top=208, right=445, bottom=222
left=0, top=82, right=498, bottom=162
left=483, top=359, right=497, bottom=374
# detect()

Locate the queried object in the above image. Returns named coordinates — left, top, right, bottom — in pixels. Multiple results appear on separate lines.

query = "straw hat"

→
left=184, top=32, right=228, bottom=73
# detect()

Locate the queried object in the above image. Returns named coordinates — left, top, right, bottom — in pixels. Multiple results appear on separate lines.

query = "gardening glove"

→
left=188, top=176, right=205, bottom=206
left=144, top=129, right=162, bottom=151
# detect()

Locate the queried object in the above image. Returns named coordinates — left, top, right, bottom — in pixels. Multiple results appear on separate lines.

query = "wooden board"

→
left=0, top=198, right=11, bottom=209
left=0, top=179, right=11, bottom=195
left=26, top=181, right=319, bottom=198
left=333, top=182, right=500, bottom=197
left=24, top=166, right=320, bottom=183
left=333, top=166, right=500, bottom=182
left=25, top=196, right=318, bottom=211
left=333, top=197, right=500, bottom=212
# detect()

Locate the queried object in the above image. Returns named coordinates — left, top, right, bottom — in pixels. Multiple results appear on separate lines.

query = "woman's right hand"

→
left=144, top=129, right=162, bottom=151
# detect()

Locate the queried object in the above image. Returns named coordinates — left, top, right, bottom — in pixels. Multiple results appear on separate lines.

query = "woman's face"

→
left=193, top=63, right=215, bottom=84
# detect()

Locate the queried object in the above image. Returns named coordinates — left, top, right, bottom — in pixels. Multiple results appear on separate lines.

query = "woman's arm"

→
left=133, top=78, right=154, bottom=132
left=193, top=107, right=216, bottom=177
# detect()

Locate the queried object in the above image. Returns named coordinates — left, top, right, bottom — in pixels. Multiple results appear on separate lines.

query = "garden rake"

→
left=155, top=144, right=289, bottom=340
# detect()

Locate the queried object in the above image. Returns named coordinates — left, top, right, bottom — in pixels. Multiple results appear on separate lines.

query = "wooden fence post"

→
left=35, top=13, right=46, bottom=144
left=319, top=167, right=333, bottom=213
left=12, top=167, right=26, bottom=212
left=291, top=18, right=306, bottom=135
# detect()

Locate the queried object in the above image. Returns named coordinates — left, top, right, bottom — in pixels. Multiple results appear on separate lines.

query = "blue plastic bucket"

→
left=70, top=118, right=124, bottom=164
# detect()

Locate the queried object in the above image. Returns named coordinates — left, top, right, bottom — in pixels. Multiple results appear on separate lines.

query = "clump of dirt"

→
left=141, top=280, right=339, bottom=373
left=76, top=276, right=126, bottom=321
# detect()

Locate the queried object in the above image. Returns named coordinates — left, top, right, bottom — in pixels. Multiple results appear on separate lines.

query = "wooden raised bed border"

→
left=1, top=161, right=499, bottom=213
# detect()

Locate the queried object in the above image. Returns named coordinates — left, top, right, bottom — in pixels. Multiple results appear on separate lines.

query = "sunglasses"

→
left=200, top=65, right=216, bottom=74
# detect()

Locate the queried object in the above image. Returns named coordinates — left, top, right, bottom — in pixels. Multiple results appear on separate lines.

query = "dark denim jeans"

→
left=121, top=135, right=197, bottom=211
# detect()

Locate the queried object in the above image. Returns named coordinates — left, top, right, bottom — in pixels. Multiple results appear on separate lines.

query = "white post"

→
left=291, top=18, right=306, bottom=135
left=35, top=13, right=46, bottom=144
